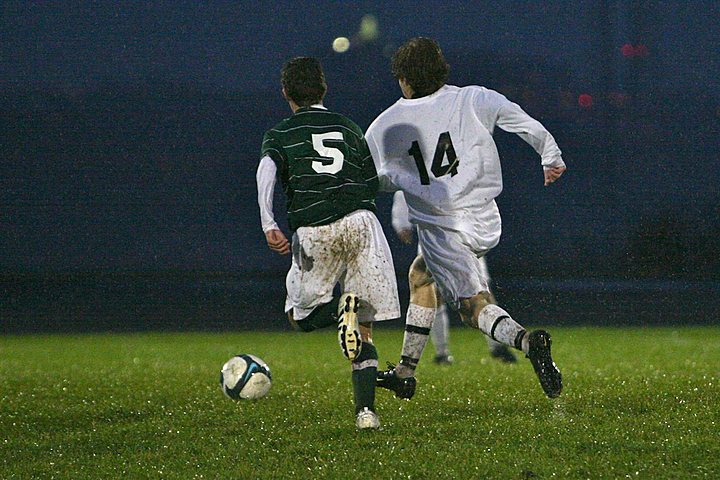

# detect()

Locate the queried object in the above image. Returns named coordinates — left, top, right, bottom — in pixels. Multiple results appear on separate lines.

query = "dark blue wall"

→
left=2, top=2, right=719, bottom=330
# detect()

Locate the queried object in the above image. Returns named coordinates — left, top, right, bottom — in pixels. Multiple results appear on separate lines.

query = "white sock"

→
left=397, top=304, right=435, bottom=377
left=476, top=304, right=528, bottom=353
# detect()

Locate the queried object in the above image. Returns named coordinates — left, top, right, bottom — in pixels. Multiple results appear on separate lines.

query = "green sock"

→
left=352, top=342, right=378, bottom=414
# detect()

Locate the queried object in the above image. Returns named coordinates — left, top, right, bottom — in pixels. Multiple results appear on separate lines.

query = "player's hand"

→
left=265, top=229, right=290, bottom=255
left=397, top=228, right=414, bottom=245
left=544, top=166, right=566, bottom=186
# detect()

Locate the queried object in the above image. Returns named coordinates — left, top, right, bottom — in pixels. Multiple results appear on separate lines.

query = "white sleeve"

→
left=256, top=156, right=280, bottom=233
left=365, top=127, right=398, bottom=192
left=489, top=91, right=565, bottom=169
left=391, top=191, right=412, bottom=234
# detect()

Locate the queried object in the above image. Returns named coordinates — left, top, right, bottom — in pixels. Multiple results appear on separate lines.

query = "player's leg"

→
left=416, top=224, right=561, bottom=398
left=353, top=322, right=380, bottom=429
left=290, top=296, right=340, bottom=331
left=418, top=232, right=453, bottom=365
left=289, top=290, right=363, bottom=362
left=284, top=225, right=358, bottom=359
left=400, top=255, right=437, bottom=376
left=478, top=257, right=516, bottom=363
left=416, top=239, right=452, bottom=365
left=458, top=292, right=561, bottom=398
left=376, top=254, right=434, bottom=398
left=458, top=293, right=524, bottom=350
left=430, top=296, right=453, bottom=364
left=341, top=210, right=401, bottom=427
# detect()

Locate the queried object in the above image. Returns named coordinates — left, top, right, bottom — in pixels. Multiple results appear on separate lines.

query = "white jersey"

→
left=366, top=84, right=564, bottom=239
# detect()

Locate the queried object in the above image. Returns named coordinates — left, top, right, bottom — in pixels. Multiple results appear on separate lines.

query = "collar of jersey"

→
left=398, top=85, right=449, bottom=104
left=296, top=104, right=327, bottom=112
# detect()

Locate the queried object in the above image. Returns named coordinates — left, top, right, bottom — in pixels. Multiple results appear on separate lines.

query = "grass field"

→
left=1, top=326, right=719, bottom=479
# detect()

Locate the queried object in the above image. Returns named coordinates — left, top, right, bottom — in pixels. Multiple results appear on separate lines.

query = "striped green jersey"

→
left=261, top=106, right=379, bottom=231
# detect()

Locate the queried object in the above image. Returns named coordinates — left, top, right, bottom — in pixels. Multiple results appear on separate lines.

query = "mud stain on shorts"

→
left=292, top=234, right=314, bottom=272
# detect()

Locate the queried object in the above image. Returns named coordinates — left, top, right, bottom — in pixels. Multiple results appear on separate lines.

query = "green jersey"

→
left=261, top=106, right=378, bottom=231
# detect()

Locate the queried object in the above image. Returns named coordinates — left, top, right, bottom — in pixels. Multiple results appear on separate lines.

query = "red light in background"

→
left=621, top=44, right=635, bottom=57
left=578, top=94, right=593, bottom=108
left=621, top=43, right=649, bottom=58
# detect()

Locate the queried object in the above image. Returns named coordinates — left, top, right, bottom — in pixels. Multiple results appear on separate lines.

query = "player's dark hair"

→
left=281, top=57, right=327, bottom=107
left=391, top=37, right=449, bottom=98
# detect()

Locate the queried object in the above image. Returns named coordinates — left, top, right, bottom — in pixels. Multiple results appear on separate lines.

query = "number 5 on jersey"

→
left=408, top=131, right=459, bottom=185
left=311, top=132, right=344, bottom=174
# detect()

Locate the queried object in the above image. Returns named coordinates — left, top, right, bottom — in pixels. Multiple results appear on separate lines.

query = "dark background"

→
left=2, top=1, right=719, bottom=332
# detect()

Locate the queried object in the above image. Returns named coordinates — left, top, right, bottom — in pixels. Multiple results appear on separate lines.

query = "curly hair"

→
left=391, top=37, right=449, bottom=98
left=281, top=57, right=327, bottom=106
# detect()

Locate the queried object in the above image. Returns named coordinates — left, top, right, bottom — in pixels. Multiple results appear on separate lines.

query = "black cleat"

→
left=526, top=330, right=562, bottom=398
left=433, top=354, right=454, bottom=365
left=490, top=345, right=517, bottom=363
left=376, top=363, right=417, bottom=399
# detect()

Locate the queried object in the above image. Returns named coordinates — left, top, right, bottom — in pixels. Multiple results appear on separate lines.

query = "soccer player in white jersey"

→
left=366, top=38, right=565, bottom=399
left=256, top=57, right=400, bottom=428
left=391, top=190, right=517, bottom=365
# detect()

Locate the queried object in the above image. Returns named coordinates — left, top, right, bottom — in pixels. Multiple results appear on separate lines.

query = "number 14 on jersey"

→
left=408, top=131, right=459, bottom=185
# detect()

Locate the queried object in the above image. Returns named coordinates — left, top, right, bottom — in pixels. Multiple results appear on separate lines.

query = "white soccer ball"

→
left=220, top=354, right=272, bottom=400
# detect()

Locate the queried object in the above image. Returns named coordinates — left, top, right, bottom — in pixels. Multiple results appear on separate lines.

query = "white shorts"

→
left=417, top=202, right=501, bottom=310
left=416, top=236, right=491, bottom=282
left=285, top=210, right=400, bottom=323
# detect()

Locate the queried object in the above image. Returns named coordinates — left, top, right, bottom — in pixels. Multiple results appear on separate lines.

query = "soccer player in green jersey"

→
left=256, top=57, right=400, bottom=429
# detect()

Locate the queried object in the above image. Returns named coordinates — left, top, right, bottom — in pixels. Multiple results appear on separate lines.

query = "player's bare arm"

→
left=265, top=229, right=290, bottom=255
left=544, top=166, right=566, bottom=186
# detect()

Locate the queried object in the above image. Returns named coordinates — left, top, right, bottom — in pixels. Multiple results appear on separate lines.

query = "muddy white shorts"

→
left=285, top=209, right=400, bottom=323
left=416, top=201, right=501, bottom=311
left=416, top=235, right=491, bottom=282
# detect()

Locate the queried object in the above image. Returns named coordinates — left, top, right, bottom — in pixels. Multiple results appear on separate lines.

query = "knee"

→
left=458, top=292, right=493, bottom=328
left=408, top=256, right=436, bottom=308
left=458, top=299, right=476, bottom=327
left=408, top=256, right=432, bottom=290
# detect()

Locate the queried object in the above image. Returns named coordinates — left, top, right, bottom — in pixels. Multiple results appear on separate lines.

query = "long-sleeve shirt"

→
left=366, top=84, right=564, bottom=238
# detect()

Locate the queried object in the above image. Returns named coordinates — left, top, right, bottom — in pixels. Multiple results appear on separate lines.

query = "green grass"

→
left=1, top=326, right=719, bottom=479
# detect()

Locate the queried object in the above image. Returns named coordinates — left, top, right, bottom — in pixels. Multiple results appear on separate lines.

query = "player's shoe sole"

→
left=490, top=345, right=518, bottom=363
left=376, top=364, right=416, bottom=399
left=337, top=293, right=361, bottom=361
left=526, top=330, right=562, bottom=398
left=355, top=407, right=380, bottom=430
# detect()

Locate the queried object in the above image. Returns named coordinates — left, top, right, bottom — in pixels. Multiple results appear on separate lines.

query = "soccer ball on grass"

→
left=220, top=354, right=272, bottom=400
